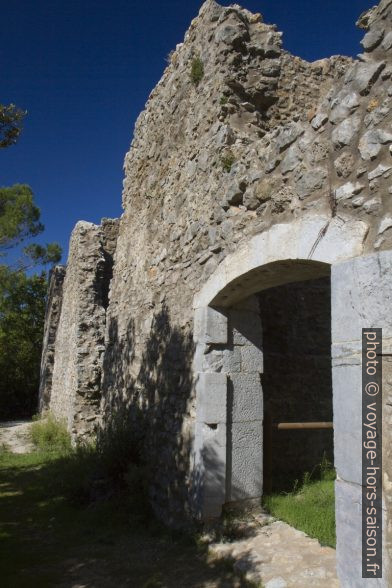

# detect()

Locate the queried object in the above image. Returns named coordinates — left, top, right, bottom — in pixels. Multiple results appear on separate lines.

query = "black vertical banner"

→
left=362, top=328, right=382, bottom=579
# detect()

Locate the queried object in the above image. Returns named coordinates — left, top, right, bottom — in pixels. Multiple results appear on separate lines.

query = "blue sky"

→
left=1, top=0, right=374, bottom=263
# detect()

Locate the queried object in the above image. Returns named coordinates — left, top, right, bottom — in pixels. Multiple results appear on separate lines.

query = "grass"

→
left=263, top=462, right=336, bottom=548
left=190, top=56, right=204, bottom=86
left=30, top=413, right=72, bottom=454
left=221, top=152, right=236, bottom=172
left=0, top=418, right=256, bottom=587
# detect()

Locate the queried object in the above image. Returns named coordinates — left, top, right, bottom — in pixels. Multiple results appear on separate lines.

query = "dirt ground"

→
left=0, top=420, right=34, bottom=453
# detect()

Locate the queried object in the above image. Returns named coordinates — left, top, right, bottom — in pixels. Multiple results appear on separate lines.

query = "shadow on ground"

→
left=0, top=450, right=255, bottom=588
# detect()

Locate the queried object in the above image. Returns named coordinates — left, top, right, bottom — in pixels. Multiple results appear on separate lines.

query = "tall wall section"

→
left=101, top=0, right=392, bottom=525
left=42, top=218, right=119, bottom=439
left=38, top=265, right=66, bottom=412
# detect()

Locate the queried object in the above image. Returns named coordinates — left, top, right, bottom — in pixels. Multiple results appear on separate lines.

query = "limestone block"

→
left=335, top=181, right=365, bottom=202
left=295, top=167, right=327, bottom=198
left=222, top=347, right=242, bottom=373
left=331, top=115, right=361, bottom=148
left=196, top=372, right=227, bottom=424
left=379, top=215, right=392, bottom=234
left=194, top=306, right=228, bottom=344
left=335, top=479, right=386, bottom=587
left=275, top=123, right=304, bottom=152
left=368, top=163, right=392, bottom=180
left=361, top=27, right=385, bottom=51
left=240, top=345, right=264, bottom=373
left=229, top=441, right=263, bottom=500
left=359, top=128, right=392, bottom=160
left=231, top=420, right=263, bottom=449
left=332, top=360, right=362, bottom=485
left=382, top=30, right=392, bottom=51
left=308, top=218, right=368, bottom=264
left=230, top=373, right=263, bottom=423
left=344, top=60, right=385, bottom=95
left=332, top=251, right=392, bottom=343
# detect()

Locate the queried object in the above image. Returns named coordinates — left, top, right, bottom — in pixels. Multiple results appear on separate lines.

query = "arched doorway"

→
left=192, top=214, right=391, bottom=587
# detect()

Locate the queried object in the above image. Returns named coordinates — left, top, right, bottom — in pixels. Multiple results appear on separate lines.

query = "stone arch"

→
left=192, top=214, right=391, bottom=586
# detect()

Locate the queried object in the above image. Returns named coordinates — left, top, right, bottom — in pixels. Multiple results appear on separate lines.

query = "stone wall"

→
left=41, top=0, right=392, bottom=552
left=38, top=265, right=66, bottom=412
left=100, top=0, right=392, bottom=525
left=45, top=218, right=119, bottom=439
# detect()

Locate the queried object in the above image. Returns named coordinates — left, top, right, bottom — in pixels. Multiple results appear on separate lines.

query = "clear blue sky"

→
left=1, top=0, right=374, bottom=263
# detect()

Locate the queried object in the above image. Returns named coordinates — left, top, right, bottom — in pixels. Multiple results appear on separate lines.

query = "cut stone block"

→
left=196, top=372, right=227, bottom=423
left=230, top=373, right=263, bottom=423
left=194, top=306, right=228, bottom=344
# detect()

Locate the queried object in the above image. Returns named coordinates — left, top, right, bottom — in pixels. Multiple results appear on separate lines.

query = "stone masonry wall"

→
left=46, top=218, right=119, bottom=439
left=38, top=265, right=66, bottom=412
left=41, top=0, right=392, bottom=532
left=100, top=0, right=392, bottom=525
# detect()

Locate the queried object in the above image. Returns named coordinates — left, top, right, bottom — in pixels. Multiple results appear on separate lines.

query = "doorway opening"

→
left=259, top=276, right=333, bottom=494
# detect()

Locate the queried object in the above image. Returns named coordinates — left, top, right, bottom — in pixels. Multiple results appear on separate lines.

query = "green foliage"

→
left=190, top=56, right=204, bottom=86
left=263, top=464, right=336, bottom=547
left=0, top=184, right=61, bottom=268
left=22, top=242, right=62, bottom=267
left=30, top=414, right=73, bottom=454
left=221, top=152, right=236, bottom=172
left=0, top=267, right=48, bottom=418
left=220, top=95, right=229, bottom=105
left=0, top=184, right=43, bottom=251
left=0, top=108, right=62, bottom=420
left=0, top=103, right=26, bottom=148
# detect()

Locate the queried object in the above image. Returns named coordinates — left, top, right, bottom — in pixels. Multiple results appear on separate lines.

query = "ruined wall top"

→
left=118, top=0, right=392, bottom=277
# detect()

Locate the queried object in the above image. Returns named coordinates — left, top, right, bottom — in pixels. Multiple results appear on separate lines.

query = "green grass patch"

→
left=30, top=414, right=72, bottom=454
left=221, top=152, right=236, bottom=172
left=263, top=465, right=336, bottom=548
left=190, top=56, right=204, bottom=86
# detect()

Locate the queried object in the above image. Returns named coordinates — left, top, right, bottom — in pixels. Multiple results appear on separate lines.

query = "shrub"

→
left=220, top=95, right=229, bottom=105
left=190, top=56, right=204, bottom=86
left=30, top=413, right=72, bottom=454
left=221, top=152, right=236, bottom=172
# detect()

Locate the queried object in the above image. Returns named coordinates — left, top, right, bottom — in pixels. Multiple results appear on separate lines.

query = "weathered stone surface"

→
left=41, top=1, right=392, bottom=584
left=331, top=115, right=361, bottom=148
left=335, top=181, right=364, bottom=202
left=295, top=168, right=327, bottom=198
left=334, top=151, right=355, bottom=177
left=311, top=111, right=328, bottom=130
left=361, top=27, right=385, bottom=51
left=368, top=162, right=392, bottom=180
left=344, top=60, right=385, bottom=95
left=44, top=219, right=119, bottom=438
left=358, top=127, right=392, bottom=159
left=38, top=265, right=66, bottom=412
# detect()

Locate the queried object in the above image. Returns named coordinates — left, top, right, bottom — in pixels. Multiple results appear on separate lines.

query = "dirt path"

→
left=210, top=513, right=338, bottom=587
left=0, top=420, right=33, bottom=453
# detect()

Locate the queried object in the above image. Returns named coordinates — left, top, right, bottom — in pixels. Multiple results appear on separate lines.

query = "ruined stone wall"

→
left=38, top=265, right=66, bottom=412
left=40, top=0, right=392, bottom=533
left=99, top=0, right=392, bottom=524
left=45, top=218, right=119, bottom=438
